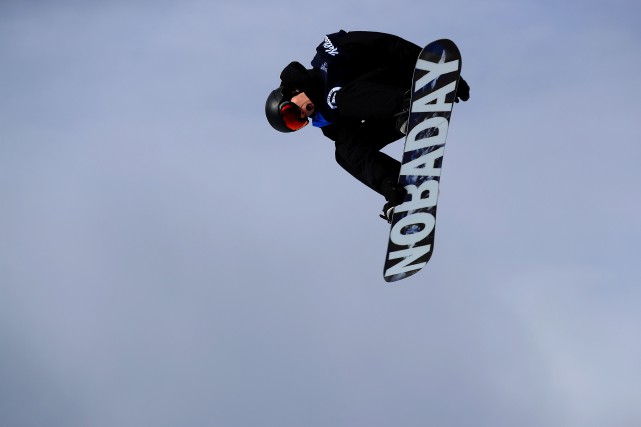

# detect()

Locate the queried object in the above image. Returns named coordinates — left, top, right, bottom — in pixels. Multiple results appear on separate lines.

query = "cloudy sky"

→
left=1, top=1, right=640, bottom=426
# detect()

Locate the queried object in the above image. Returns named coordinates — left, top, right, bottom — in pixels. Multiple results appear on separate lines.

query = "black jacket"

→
left=307, top=31, right=422, bottom=196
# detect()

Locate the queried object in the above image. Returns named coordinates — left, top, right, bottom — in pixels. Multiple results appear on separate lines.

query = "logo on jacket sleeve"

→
left=327, top=87, right=341, bottom=109
left=323, top=36, right=339, bottom=56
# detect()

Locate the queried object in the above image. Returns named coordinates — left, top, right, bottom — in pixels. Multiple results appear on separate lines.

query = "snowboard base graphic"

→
left=383, top=39, right=463, bottom=282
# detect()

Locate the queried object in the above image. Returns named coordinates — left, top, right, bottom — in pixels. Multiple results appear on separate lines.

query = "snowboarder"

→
left=265, top=30, right=470, bottom=221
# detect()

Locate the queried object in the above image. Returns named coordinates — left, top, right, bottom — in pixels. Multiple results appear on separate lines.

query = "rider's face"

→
left=291, top=92, right=315, bottom=118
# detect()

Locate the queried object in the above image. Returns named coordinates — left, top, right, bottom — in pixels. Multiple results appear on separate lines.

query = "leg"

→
left=333, top=119, right=403, bottom=195
left=336, top=67, right=412, bottom=120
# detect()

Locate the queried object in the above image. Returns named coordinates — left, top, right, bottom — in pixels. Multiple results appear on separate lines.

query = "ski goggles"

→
left=279, top=102, right=309, bottom=131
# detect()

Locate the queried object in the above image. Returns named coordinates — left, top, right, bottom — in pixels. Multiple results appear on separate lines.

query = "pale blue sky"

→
left=1, top=1, right=640, bottom=426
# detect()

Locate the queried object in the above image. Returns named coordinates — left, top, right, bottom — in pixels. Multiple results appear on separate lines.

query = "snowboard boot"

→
left=379, top=178, right=407, bottom=223
left=380, top=201, right=396, bottom=223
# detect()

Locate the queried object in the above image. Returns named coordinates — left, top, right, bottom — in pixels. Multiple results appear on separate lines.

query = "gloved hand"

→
left=456, top=77, right=470, bottom=102
left=280, top=61, right=313, bottom=98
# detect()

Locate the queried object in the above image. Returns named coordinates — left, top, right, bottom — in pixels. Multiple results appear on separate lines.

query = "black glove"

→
left=280, top=61, right=313, bottom=98
left=456, top=77, right=470, bottom=102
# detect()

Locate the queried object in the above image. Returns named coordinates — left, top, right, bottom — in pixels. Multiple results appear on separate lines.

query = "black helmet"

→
left=265, top=86, right=309, bottom=133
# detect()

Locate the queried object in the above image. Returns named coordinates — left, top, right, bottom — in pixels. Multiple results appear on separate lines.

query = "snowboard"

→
left=383, top=39, right=463, bottom=282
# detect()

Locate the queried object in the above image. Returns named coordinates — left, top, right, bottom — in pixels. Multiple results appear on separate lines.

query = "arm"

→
left=339, top=31, right=422, bottom=75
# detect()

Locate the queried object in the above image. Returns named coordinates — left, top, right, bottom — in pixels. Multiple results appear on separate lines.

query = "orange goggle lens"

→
left=280, top=102, right=309, bottom=131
